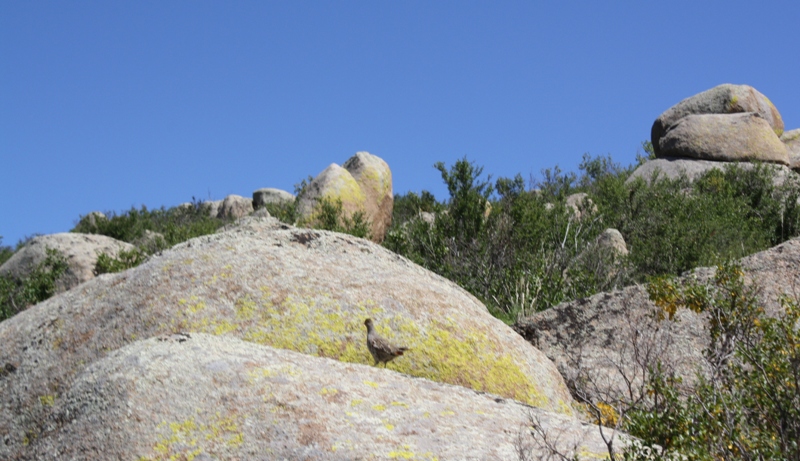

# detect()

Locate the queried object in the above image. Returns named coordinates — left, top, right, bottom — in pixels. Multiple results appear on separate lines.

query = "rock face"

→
left=565, top=193, right=597, bottom=220
left=217, top=194, right=254, bottom=220
left=782, top=128, right=800, bottom=170
left=297, top=152, right=393, bottom=243
left=342, top=151, right=394, bottom=243
left=0, top=233, right=135, bottom=293
left=658, top=113, right=789, bottom=164
left=0, top=216, right=577, bottom=458
left=652, top=83, right=784, bottom=156
left=252, top=187, right=295, bottom=209
left=15, top=333, right=619, bottom=460
left=627, top=157, right=797, bottom=185
left=514, top=236, right=800, bottom=403
left=594, top=228, right=628, bottom=257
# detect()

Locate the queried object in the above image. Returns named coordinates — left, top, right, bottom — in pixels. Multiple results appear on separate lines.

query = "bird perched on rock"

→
left=364, top=318, right=408, bottom=367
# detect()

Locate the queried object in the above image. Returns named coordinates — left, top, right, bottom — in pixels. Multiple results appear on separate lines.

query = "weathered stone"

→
left=514, top=236, right=800, bottom=404
left=296, top=163, right=368, bottom=229
left=595, top=228, right=628, bottom=257
left=134, top=229, right=166, bottom=253
left=343, top=152, right=394, bottom=243
left=204, top=199, right=223, bottom=218
left=17, top=334, right=621, bottom=460
left=658, top=113, right=789, bottom=164
left=781, top=128, right=800, bottom=170
left=652, top=84, right=784, bottom=155
left=0, top=217, right=576, bottom=458
left=627, top=157, right=797, bottom=187
left=0, top=233, right=135, bottom=294
left=252, top=188, right=295, bottom=209
left=217, top=194, right=254, bottom=220
left=566, top=193, right=597, bottom=220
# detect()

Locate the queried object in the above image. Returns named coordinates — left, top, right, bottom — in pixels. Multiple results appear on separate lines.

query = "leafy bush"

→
left=386, top=154, right=800, bottom=320
left=624, top=264, right=800, bottom=460
left=72, top=199, right=231, bottom=257
left=94, top=248, right=149, bottom=275
left=297, top=196, right=372, bottom=239
left=0, top=237, right=13, bottom=267
left=0, top=248, right=69, bottom=321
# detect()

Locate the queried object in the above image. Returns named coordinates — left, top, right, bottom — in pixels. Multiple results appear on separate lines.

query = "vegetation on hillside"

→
left=385, top=149, right=800, bottom=321
left=0, top=247, right=68, bottom=321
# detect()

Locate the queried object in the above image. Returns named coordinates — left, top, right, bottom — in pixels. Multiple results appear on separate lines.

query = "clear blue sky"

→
left=2, top=1, right=799, bottom=246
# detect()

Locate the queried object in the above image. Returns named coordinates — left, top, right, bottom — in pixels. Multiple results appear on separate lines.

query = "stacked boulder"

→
left=297, top=151, right=393, bottom=243
left=651, top=84, right=787, bottom=164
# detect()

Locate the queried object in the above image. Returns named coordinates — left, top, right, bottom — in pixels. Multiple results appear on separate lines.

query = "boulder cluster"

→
left=199, top=151, right=393, bottom=243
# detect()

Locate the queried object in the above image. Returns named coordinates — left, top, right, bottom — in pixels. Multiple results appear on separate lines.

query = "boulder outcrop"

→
left=342, top=151, right=394, bottom=242
left=0, top=216, right=576, bottom=458
left=217, top=194, right=254, bottom=219
left=782, top=128, right=800, bottom=170
left=652, top=84, right=784, bottom=157
left=0, top=233, right=135, bottom=293
left=658, top=113, right=789, bottom=164
left=514, top=236, right=800, bottom=404
left=14, top=333, right=619, bottom=460
left=627, top=157, right=797, bottom=186
left=252, top=187, right=295, bottom=209
left=297, top=152, right=393, bottom=243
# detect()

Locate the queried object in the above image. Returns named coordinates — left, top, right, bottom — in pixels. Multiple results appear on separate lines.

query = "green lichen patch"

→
left=137, top=413, right=244, bottom=461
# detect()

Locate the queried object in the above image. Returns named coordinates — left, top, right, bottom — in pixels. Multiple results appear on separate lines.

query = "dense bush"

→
left=385, top=153, right=800, bottom=321
left=625, top=264, right=800, bottom=460
left=72, top=199, right=229, bottom=252
left=0, top=248, right=68, bottom=321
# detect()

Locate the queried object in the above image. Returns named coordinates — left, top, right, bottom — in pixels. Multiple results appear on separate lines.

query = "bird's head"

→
left=364, top=318, right=374, bottom=329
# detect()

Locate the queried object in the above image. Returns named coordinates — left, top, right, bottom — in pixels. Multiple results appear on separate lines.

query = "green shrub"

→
left=94, top=248, right=149, bottom=275
left=624, top=264, right=800, bottom=460
left=298, top=196, right=372, bottom=239
left=0, top=237, right=13, bottom=266
left=72, top=199, right=230, bottom=256
left=386, top=153, right=800, bottom=320
left=0, top=248, right=69, bottom=321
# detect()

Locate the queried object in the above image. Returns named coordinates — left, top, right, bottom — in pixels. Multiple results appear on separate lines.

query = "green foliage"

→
left=302, top=196, right=371, bottom=239
left=0, top=237, right=13, bottom=266
left=94, top=248, right=149, bottom=275
left=0, top=248, right=69, bottom=321
left=625, top=264, right=800, bottom=460
left=385, top=152, right=800, bottom=322
left=72, top=198, right=230, bottom=256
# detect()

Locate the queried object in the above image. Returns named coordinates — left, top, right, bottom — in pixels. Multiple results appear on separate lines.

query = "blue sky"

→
left=2, top=1, right=799, bottom=246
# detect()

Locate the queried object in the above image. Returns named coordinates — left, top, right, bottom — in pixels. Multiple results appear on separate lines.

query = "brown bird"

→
left=364, top=318, right=408, bottom=366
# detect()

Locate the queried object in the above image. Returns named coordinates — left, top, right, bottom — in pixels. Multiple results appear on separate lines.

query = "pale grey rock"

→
left=781, top=128, right=800, bottom=170
left=217, top=194, right=254, bottom=220
left=204, top=199, right=223, bottom=218
left=342, top=151, right=394, bottom=243
left=515, top=236, right=800, bottom=405
left=19, top=334, right=621, bottom=460
left=0, top=233, right=135, bottom=293
left=133, top=229, right=165, bottom=253
left=0, top=217, right=575, bottom=458
left=296, top=163, right=367, bottom=229
left=627, top=157, right=797, bottom=187
left=595, top=228, right=628, bottom=257
left=652, top=84, right=784, bottom=155
left=565, top=193, right=597, bottom=220
left=252, top=188, right=295, bottom=209
left=658, top=113, right=789, bottom=164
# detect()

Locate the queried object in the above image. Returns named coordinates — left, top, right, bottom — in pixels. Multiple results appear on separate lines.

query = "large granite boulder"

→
left=782, top=128, right=800, bottom=170
left=217, top=194, right=254, bottom=220
left=296, top=163, right=368, bottom=228
left=0, top=216, right=577, bottom=458
left=252, top=187, right=295, bottom=209
left=342, top=151, right=394, bottom=242
left=13, top=333, right=620, bottom=460
left=652, top=84, right=784, bottom=156
left=0, top=233, right=135, bottom=293
left=658, top=112, right=789, bottom=164
left=627, top=157, right=797, bottom=187
left=514, top=236, right=800, bottom=404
